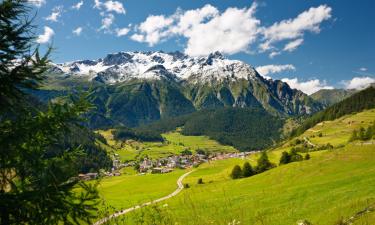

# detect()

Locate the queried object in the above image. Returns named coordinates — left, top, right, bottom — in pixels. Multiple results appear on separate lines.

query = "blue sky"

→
left=29, top=0, right=374, bottom=93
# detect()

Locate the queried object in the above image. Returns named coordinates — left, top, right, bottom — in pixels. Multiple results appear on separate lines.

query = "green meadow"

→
left=97, top=129, right=238, bottom=162
left=93, top=169, right=187, bottom=214
left=93, top=109, right=375, bottom=225
left=117, top=144, right=375, bottom=225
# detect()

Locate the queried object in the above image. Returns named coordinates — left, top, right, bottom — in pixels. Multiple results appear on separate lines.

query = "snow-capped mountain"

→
left=53, top=51, right=257, bottom=84
left=44, top=51, right=323, bottom=128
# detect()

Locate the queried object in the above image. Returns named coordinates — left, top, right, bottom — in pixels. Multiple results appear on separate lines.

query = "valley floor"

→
left=93, top=109, right=375, bottom=225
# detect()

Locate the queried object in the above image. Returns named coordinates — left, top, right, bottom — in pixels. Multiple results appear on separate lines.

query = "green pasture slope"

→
left=93, top=169, right=187, bottom=214
left=97, top=129, right=238, bottom=162
left=102, top=109, right=375, bottom=225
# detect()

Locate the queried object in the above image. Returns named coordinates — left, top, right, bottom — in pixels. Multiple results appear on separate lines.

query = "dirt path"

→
left=304, top=137, right=316, bottom=147
left=93, top=170, right=194, bottom=225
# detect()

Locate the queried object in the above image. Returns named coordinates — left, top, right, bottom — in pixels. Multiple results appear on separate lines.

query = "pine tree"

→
left=279, top=151, right=291, bottom=165
left=230, top=165, right=243, bottom=179
left=256, top=151, right=274, bottom=173
left=0, top=1, right=100, bottom=224
left=349, top=129, right=358, bottom=142
left=242, top=162, right=254, bottom=177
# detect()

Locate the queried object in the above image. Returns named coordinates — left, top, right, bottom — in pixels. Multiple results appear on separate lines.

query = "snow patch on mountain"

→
left=52, top=51, right=258, bottom=84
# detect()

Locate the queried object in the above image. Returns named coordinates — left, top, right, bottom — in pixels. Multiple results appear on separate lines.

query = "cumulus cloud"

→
left=132, top=15, right=174, bottom=46
left=281, top=78, right=334, bottom=95
left=116, top=27, right=130, bottom=37
left=132, top=4, right=331, bottom=57
left=261, top=5, right=332, bottom=52
left=256, top=64, right=296, bottom=78
left=73, top=27, right=83, bottom=36
left=45, top=6, right=63, bottom=22
left=269, top=51, right=281, bottom=58
left=343, top=77, right=375, bottom=90
left=100, top=14, right=115, bottom=31
left=37, top=26, right=54, bottom=44
left=28, top=0, right=45, bottom=7
left=283, top=38, right=304, bottom=52
left=132, top=3, right=260, bottom=56
left=72, top=1, right=84, bottom=10
left=94, top=0, right=125, bottom=14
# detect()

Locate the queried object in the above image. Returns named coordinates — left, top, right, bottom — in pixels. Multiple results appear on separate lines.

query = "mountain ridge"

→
left=42, top=51, right=323, bottom=127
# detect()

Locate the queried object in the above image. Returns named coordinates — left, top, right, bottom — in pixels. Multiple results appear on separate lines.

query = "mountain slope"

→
left=41, top=51, right=323, bottom=127
left=292, top=86, right=375, bottom=137
left=310, top=88, right=356, bottom=106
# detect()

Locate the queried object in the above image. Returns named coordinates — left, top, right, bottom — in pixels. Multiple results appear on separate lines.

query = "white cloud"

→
left=45, top=6, right=63, bottom=22
left=256, top=64, right=296, bottom=77
left=116, top=27, right=130, bottom=37
left=94, top=0, right=125, bottom=14
left=344, top=77, right=375, bottom=90
left=359, top=67, right=367, bottom=72
left=269, top=51, right=281, bottom=58
left=183, top=4, right=260, bottom=56
left=132, top=4, right=332, bottom=57
left=73, top=27, right=83, bottom=36
left=94, top=0, right=102, bottom=9
left=37, top=26, right=54, bottom=44
left=281, top=78, right=334, bottom=95
left=283, top=38, right=304, bottom=52
left=134, top=15, right=174, bottom=46
left=261, top=5, right=332, bottom=52
left=72, top=1, right=84, bottom=10
left=130, top=34, right=145, bottom=42
left=28, top=0, right=46, bottom=7
left=100, top=13, right=115, bottom=31
left=132, top=3, right=260, bottom=56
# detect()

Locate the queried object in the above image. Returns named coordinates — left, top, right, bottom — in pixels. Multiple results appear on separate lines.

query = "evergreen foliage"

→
left=242, top=162, right=254, bottom=178
left=230, top=165, right=243, bottom=179
left=112, top=126, right=164, bottom=142
left=0, top=1, right=108, bottom=224
left=136, top=107, right=283, bottom=151
left=349, top=121, right=375, bottom=142
left=292, top=87, right=375, bottom=137
left=255, top=152, right=275, bottom=173
left=279, top=148, right=304, bottom=165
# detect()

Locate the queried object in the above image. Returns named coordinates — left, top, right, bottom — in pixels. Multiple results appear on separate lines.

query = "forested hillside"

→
left=292, top=87, right=375, bottom=137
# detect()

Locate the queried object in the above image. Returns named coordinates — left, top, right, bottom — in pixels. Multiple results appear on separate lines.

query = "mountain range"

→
left=41, top=51, right=323, bottom=128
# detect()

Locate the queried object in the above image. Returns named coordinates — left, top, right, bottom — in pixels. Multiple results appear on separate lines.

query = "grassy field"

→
left=116, top=144, right=375, bottom=225
left=97, top=109, right=375, bottom=225
left=90, top=109, right=375, bottom=224
left=92, top=169, right=187, bottom=214
left=296, top=109, right=375, bottom=147
left=97, top=129, right=238, bottom=162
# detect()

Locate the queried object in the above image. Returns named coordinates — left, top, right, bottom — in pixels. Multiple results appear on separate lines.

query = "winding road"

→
left=93, top=170, right=194, bottom=225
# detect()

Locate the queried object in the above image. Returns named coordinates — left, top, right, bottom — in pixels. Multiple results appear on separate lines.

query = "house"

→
left=151, top=167, right=173, bottom=174
left=139, top=158, right=153, bottom=172
left=78, top=172, right=98, bottom=181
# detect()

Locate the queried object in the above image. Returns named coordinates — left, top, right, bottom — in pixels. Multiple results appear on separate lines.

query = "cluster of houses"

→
left=78, top=151, right=259, bottom=180
left=138, top=151, right=256, bottom=173
left=78, top=154, right=125, bottom=181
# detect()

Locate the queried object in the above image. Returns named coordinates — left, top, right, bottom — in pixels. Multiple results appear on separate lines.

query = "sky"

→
left=28, top=0, right=375, bottom=94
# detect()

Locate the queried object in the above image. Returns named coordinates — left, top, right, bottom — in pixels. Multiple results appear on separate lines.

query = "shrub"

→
left=197, top=178, right=204, bottom=184
left=184, top=183, right=190, bottom=188
left=255, top=152, right=275, bottom=173
left=242, top=162, right=254, bottom=177
left=279, top=151, right=291, bottom=165
left=304, top=153, right=311, bottom=160
left=230, top=165, right=243, bottom=179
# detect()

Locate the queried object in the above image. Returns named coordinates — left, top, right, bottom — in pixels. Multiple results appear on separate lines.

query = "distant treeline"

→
left=113, top=126, right=164, bottom=142
left=291, top=87, right=375, bottom=137
left=113, top=107, right=283, bottom=151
